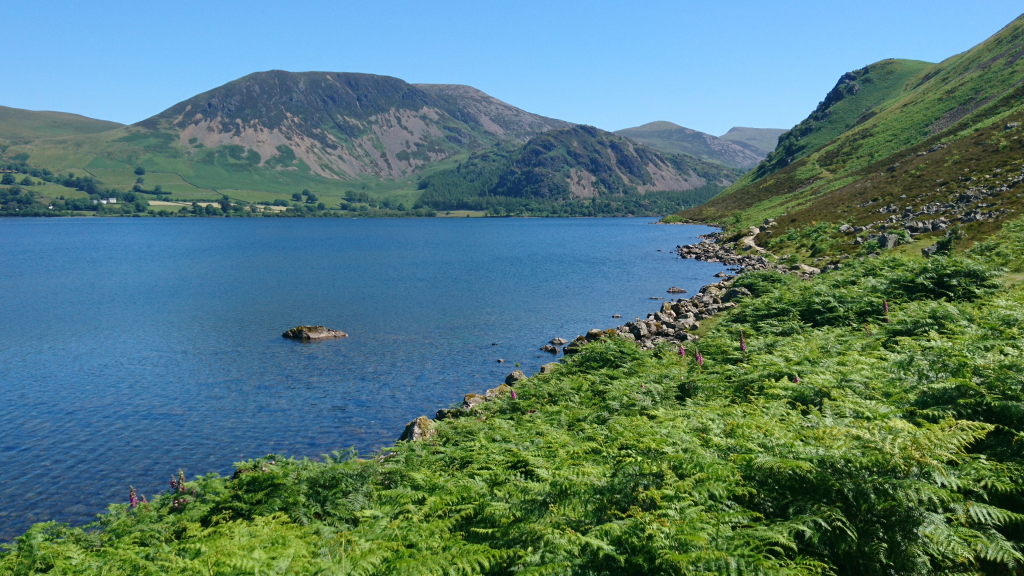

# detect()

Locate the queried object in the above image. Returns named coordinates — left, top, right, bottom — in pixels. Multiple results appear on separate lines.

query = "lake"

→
left=0, top=217, right=724, bottom=539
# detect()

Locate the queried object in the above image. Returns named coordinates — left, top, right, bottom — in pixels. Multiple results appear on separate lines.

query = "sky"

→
left=3, top=1, right=1022, bottom=136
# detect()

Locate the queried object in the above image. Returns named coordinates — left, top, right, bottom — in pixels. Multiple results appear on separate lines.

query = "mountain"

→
left=718, top=127, right=786, bottom=157
left=615, top=121, right=766, bottom=169
left=0, top=106, right=122, bottom=143
left=1, top=71, right=570, bottom=210
left=416, top=124, right=744, bottom=215
left=673, top=14, right=1024, bottom=252
left=136, top=70, right=570, bottom=180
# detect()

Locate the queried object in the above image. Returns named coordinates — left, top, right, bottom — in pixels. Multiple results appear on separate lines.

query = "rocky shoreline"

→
left=399, top=230, right=796, bottom=441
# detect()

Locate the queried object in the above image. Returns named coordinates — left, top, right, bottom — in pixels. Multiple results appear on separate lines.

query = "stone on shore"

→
left=281, top=325, right=348, bottom=341
left=505, top=370, right=527, bottom=385
left=399, top=416, right=435, bottom=442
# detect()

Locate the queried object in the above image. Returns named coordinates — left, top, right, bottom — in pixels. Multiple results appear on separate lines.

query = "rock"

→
left=721, top=286, right=752, bottom=302
left=654, top=311, right=675, bottom=323
left=539, top=362, right=560, bottom=375
left=666, top=286, right=687, bottom=294
left=549, top=337, right=569, bottom=345
left=434, top=408, right=457, bottom=420
left=485, top=384, right=512, bottom=400
left=539, top=344, right=559, bottom=354
left=463, top=393, right=487, bottom=410
left=399, top=416, right=435, bottom=442
left=838, top=224, right=854, bottom=234
left=611, top=314, right=622, bottom=318
left=870, top=234, right=900, bottom=249
left=563, top=336, right=587, bottom=355
left=795, top=263, right=821, bottom=275
left=496, top=358, right=505, bottom=363
left=504, top=370, right=527, bottom=385
left=281, top=325, right=348, bottom=341
left=629, top=321, right=650, bottom=340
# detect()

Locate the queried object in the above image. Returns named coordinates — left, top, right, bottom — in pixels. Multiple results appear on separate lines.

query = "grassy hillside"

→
left=672, top=15, right=1024, bottom=256
left=416, top=125, right=743, bottom=216
left=718, top=127, right=787, bottom=157
left=0, top=106, right=122, bottom=144
left=615, top=122, right=765, bottom=169
left=4, top=214, right=1024, bottom=575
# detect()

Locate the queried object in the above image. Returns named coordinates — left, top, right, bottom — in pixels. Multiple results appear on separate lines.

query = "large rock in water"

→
left=281, top=325, right=348, bottom=341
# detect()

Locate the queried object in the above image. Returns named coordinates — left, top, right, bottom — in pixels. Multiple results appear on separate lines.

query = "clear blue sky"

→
left=3, top=1, right=1021, bottom=136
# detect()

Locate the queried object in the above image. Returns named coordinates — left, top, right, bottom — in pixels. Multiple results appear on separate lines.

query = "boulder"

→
left=399, top=416, right=435, bottom=442
left=485, top=384, right=513, bottom=400
left=539, top=362, right=560, bottom=375
left=666, top=286, right=687, bottom=294
left=539, top=344, right=559, bottom=354
left=504, top=370, right=527, bottom=385
left=549, top=337, right=569, bottom=346
left=281, top=325, right=348, bottom=341
left=463, top=393, right=487, bottom=410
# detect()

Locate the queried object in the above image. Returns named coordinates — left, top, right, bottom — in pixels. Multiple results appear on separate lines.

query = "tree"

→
left=134, top=166, right=146, bottom=176
left=1, top=173, right=14, bottom=185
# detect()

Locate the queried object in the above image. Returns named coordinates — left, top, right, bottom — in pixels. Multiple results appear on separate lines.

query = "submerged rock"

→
left=281, top=325, right=348, bottom=341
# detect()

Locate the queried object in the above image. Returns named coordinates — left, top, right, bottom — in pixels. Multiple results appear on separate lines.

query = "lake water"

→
left=0, top=217, right=723, bottom=539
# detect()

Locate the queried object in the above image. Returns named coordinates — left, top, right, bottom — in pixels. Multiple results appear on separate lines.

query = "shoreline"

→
left=400, top=229, right=784, bottom=440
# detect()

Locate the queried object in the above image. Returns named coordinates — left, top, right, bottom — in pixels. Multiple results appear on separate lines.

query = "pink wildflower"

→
left=510, top=389, right=517, bottom=400
left=695, top=350, right=704, bottom=367
left=678, top=346, right=686, bottom=359
left=129, top=486, right=139, bottom=508
left=793, top=375, right=801, bottom=383
left=739, top=331, right=747, bottom=353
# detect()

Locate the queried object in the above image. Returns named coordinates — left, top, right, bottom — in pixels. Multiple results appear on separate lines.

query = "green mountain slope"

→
left=0, top=106, right=122, bottom=144
left=718, top=126, right=787, bottom=157
left=615, top=121, right=766, bottom=169
left=416, top=125, right=744, bottom=216
left=2, top=71, right=569, bottom=209
left=673, top=15, right=1024, bottom=254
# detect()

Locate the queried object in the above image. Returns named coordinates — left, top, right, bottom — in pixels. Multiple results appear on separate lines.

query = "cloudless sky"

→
left=3, top=1, right=1021, bottom=136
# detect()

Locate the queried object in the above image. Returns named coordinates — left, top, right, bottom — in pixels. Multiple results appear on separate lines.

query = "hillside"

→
left=672, top=14, right=1024, bottom=256
left=718, top=126, right=786, bottom=157
left=416, top=125, right=744, bottom=216
left=615, top=121, right=766, bottom=169
left=0, top=106, right=122, bottom=144
left=1, top=71, right=569, bottom=212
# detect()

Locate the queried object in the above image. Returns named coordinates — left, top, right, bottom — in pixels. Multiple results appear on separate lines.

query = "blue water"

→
left=0, top=217, right=723, bottom=539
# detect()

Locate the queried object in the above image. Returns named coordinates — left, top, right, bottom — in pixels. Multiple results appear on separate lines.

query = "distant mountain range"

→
left=416, top=124, right=744, bottom=215
left=674, top=12, right=1024, bottom=250
left=615, top=122, right=784, bottom=170
left=0, top=71, right=772, bottom=215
